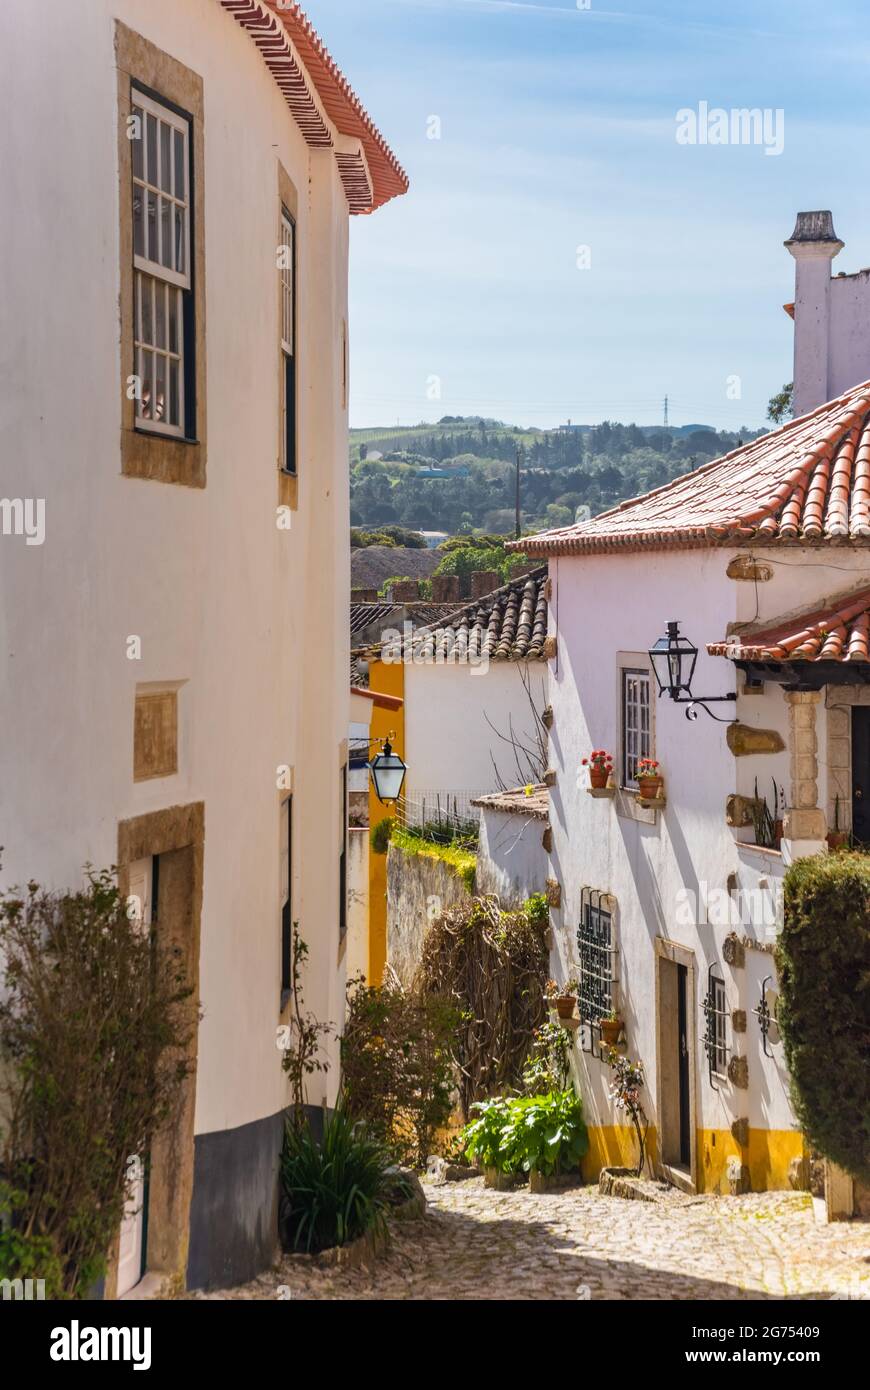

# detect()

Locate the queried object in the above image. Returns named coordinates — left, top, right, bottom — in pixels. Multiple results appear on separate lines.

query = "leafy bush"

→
left=521, top=1019, right=570, bottom=1094
left=461, top=1089, right=588, bottom=1176
left=524, top=892, right=549, bottom=928
left=370, top=817, right=393, bottom=855
left=279, top=1106, right=397, bottom=1254
left=775, top=852, right=870, bottom=1182
left=462, top=1097, right=515, bottom=1172
left=0, top=868, right=196, bottom=1296
left=499, top=1090, right=588, bottom=1176
left=341, top=977, right=459, bottom=1168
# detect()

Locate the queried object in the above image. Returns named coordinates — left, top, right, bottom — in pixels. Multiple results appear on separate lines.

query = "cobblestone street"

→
left=196, top=1180, right=870, bottom=1302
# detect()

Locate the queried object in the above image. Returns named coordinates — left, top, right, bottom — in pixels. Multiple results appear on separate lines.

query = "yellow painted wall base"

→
left=582, top=1123, right=804, bottom=1193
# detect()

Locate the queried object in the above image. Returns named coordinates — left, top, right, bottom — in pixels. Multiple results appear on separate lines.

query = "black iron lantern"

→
left=648, top=620, right=698, bottom=700
left=648, top=620, right=736, bottom=721
left=368, top=738, right=407, bottom=803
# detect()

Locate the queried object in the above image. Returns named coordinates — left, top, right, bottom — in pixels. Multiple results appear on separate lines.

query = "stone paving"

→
left=194, top=1179, right=870, bottom=1301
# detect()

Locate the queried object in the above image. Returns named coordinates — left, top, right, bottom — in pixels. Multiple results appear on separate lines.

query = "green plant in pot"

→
left=461, top=1096, right=516, bottom=1177
left=599, top=1006, right=622, bottom=1047
left=826, top=794, right=850, bottom=851
left=545, top=977, right=577, bottom=1020
left=498, top=1089, right=588, bottom=1177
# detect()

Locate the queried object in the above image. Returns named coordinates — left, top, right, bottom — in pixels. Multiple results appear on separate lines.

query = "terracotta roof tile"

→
left=408, top=568, right=549, bottom=664
left=471, top=784, right=550, bottom=820
left=220, top=1, right=408, bottom=212
left=513, top=381, right=870, bottom=557
left=708, top=585, right=870, bottom=664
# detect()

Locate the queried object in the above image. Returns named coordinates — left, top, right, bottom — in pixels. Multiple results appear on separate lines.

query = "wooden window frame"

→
left=621, top=666, right=652, bottom=790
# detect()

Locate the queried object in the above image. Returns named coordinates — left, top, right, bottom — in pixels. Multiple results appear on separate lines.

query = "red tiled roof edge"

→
left=221, top=1, right=408, bottom=213
left=707, top=584, right=870, bottom=664
left=350, top=685, right=404, bottom=709
left=509, top=383, right=870, bottom=557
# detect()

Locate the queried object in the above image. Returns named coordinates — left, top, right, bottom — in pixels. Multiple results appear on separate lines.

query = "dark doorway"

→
left=677, top=964, right=691, bottom=1166
left=853, top=708, right=870, bottom=846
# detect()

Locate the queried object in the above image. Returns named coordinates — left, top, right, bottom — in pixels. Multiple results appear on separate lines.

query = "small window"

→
left=339, top=764, right=348, bottom=938
left=131, top=89, right=192, bottom=438
left=711, top=976, right=728, bottom=1077
left=576, top=893, right=617, bottom=1024
left=621, top=668, right=651, bottom=789
left=279, top=207, right=296, bottom=474
left=280, top=796, right=292, bottom=999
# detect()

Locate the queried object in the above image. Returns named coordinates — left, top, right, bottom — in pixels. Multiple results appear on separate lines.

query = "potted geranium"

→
left=827, top=794, right=849, bottom=851
left=636, top=757, right=664, bottom=800
left=546, top=977, right=577, bottom=1020
left=582, top=749, right=613, bottom=790
left=599, top=1007, right=622, bottom=1047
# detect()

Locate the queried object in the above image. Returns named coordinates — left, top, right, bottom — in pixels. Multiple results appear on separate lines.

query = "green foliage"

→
left=370, top=817, right=393, bottom=855
left=521, top=1019, right=570, bottom=1094
left=0, top=868, right=196, bottom=1297
left=775, top=852, right=870, bottom=1182
left=341, top=977, right=460, bottom=1168
left=280, top=923, right=332, bottom=1120
left=767, top=382, right=794, bottom=425
left=462, top=1096, right=514, bottom=1171
left=524, top=892, right=549, bottom=928
left=391, top=825, right=476, bottom=892
left=279, top=1106, right=398, bottom=1254
left=432, top=545, right=512, bottom=588
left=462, top=1089, right=588, bottom=1176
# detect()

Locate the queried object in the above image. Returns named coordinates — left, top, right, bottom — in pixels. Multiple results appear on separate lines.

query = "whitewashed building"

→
left=513, top=226, right=870, bottom=1195
left=0, top=0, right=406, bottom=1293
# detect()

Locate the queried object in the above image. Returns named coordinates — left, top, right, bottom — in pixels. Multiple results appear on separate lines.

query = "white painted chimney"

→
left=785, top=211, right=843, bottom=417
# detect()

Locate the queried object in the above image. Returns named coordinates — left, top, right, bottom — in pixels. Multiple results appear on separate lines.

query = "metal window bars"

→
left=576, top=890, right=619, bottom=1058
left=702, top=962, right=730, bottom=1090
left=753, top=974, right=776, bottom=1058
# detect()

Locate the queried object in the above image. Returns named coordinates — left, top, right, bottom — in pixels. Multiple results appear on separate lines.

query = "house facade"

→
left=0, top=0, right=405, bottom=1293
left=514, top=302, right=870, bottom=1193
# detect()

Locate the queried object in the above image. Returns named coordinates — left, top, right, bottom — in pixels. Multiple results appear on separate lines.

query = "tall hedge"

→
left=775, top=852, right=870, bottom=1182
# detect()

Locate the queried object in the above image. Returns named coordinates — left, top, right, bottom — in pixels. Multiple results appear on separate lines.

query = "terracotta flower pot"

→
left=589, top=767, right=610, bottom=789
left=636, top=776, right=664, bottom=800
left=553, top=995, right=577, bottom=1019
left=826, top=829, right=849, bottom=851
left=599, top=1018, right=622, bottom=1046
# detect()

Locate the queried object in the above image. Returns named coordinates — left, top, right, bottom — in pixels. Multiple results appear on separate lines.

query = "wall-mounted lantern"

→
left=648, top=621, right=737, bottom=722
left=368, top=737, right=407, bottom=803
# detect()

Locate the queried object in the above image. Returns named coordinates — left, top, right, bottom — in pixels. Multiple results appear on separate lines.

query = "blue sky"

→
left=304, top=0, right=870, bottom=431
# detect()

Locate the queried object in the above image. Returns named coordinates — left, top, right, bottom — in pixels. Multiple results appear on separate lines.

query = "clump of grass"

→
left=391, top=825, right=476, bottom=892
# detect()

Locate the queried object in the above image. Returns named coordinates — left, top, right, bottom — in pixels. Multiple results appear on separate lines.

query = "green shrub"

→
left=524, top=892, right=549, bottom=928
left=391, top=825, right=476, bottom=892
left=775, top=852, right=870, bottom=1183
left=279, top=1106, right=397, bottom=1254
left=462, top=1089, right=588, bottom=1176
left=370, top=817, right=393, bottom=855
left=341, top=977, right=459, bottom=1168
left=499, top=1090, right=588, bottom=1176
left=462, top=1097, right=515, bottom=1172
left=521, top=1020, right=570, bottom=1094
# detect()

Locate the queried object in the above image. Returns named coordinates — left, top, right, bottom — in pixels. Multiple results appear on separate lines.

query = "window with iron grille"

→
left=279, top=207, right=296, bottom=474
left=576, top=892, right=617, bottom=1023
left=131, top=88, right=192, bottom=437
left=702, top=964, right=730, bottom=1086
left=621, top=667, right=651, bottom=789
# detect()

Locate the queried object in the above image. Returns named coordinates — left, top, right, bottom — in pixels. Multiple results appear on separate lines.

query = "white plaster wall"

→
left=0, top=0, right=350, bottom=1133
left=476, top=807, right=548, bottom=907
left=403, top=661, right=548, bottom=799
left=545, top=546, right=844, bottom=1148
left=828, top=272, right=870, bottom=401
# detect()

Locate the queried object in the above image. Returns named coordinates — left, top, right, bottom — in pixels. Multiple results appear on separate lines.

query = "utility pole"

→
left=663, top=395, right=669, bottom=429
left=515, top=444, right=522, bottom=540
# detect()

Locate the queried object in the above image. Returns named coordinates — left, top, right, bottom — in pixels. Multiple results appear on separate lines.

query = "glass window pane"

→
left=132, top=106, right=144, bottom=180
left=168, top=289, right=178, bottom=353
left=140, top=349, right=153, bottom=420
left=155, top=283, right=166, bottom=349
left=132, top=186, right=144, bottom=257
left=169, top=358, right=179, bottom=427
left=146, top=189, right=157, bottom=262
left=146, top=113, right=157, bottom=185
left=160, top=121, right=172, bottom=193
left=174, top=129, right=185, bottom=199
left=175, top=206, right=185, bottom=276
left=160, top=196, right=172, bottom=269
left=154, top=354, right=167, bottom=423
left=141, top=277, right=153, bottom=345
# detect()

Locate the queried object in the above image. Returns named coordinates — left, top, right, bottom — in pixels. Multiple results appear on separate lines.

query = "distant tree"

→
left=767, top=382, right=794, bottom=425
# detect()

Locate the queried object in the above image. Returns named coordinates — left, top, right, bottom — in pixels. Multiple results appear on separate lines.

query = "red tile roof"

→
left=708, top=586, right=870, bottom=664
left=220, top=1, right=408, bottom=213
left=513, top=380, right=870, bottom=557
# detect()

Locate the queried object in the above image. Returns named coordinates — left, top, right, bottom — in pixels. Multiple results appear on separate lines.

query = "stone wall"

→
left=386, top=841, right=470, bottom=987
